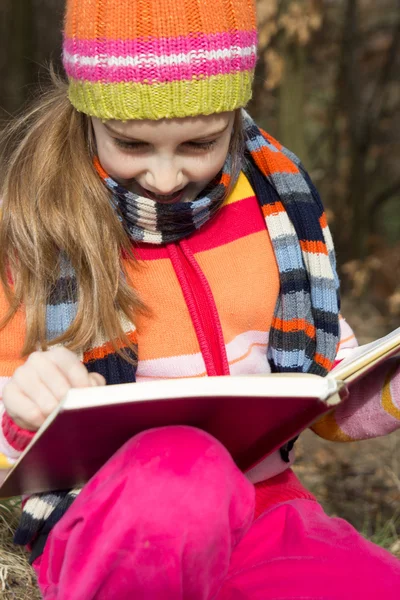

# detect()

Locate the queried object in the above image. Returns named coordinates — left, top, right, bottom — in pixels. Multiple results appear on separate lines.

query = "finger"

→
left=89, top=373, right=106, bottom=387
left=12, top=364, right=64, bottom=414
left=2, top=382, right=46, bottom=431
left=25, top=352, right=72, bottom=401
left=44, top=347, right=92, bottom=388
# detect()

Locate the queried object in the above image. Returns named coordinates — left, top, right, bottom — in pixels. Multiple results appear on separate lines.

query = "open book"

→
left=0, top=327, right=399, bottom=498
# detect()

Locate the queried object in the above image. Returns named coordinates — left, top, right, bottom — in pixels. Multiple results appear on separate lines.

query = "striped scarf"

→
left=94, top=157, right=234, bottom=245
left=14, top=111, right=340, bottom=561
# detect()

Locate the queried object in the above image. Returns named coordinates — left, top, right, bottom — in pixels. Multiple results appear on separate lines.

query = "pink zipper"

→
left=167, top=241, right=230, bottom=377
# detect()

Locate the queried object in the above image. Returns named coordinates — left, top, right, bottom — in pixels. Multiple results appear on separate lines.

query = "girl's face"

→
left=91, top=112, right=235, bottom=204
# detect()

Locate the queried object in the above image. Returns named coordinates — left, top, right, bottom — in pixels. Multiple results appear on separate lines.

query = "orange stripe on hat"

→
left=65, top=0, right=257, bottom=41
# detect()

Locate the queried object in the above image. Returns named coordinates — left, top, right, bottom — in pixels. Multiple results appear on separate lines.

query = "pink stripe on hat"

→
left=63, top=30, right=258, bottom=59
left=63, top=54, right=257, bottom=85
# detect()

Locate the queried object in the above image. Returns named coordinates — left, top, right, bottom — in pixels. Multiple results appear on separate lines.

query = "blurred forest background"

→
left=0, top=1, right=399, bottom=598
left=1, top=0, right=400, bottom=322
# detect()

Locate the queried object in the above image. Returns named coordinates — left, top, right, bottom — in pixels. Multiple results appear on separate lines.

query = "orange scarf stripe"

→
left=93, top=157, right=108, bottom=180
left=272, top=318, right=316, bottom=340
left=260, top=129, right=283, bottom=152
left=300, top=240, right=329, bottom=255
left=314, top=353, right=334, bottom=372
left=251, top=146, right=299, bottom=176
left=319, top=213, right=328, bottom=229
left=83, top=330, right=138, bottom=363
left=220, top=172, right=231, bottom=187
left=261, top=201, right=286, bottom=218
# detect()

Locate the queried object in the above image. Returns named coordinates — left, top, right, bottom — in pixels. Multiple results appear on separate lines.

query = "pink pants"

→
left=33, top=426, right=400, bottom=599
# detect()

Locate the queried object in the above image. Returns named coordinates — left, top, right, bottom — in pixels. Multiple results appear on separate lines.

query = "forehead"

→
left=99, top=112, right=233, bottom=140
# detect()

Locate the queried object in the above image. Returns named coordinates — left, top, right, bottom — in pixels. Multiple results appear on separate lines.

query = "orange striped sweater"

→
left=0, top=173, right=399, bottom=481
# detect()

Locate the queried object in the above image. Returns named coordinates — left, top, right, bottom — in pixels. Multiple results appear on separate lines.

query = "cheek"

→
left=189, top=145, right=230, bottom=182
left=96, top=140, right=139, bottom=181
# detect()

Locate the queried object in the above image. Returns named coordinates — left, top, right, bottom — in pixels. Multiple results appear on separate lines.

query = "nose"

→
left=144, top=161, right=184, bottom=195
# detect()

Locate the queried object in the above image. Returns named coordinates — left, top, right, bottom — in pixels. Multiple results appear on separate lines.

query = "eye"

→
left=113, top=139, right=149, bottom=151
left=112, top=138, right=217, bottom=153
left=184, top=140, right=217, bottom=152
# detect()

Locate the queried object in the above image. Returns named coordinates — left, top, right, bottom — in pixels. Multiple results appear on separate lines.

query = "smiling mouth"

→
left=138, top=184, right=187, bottom=204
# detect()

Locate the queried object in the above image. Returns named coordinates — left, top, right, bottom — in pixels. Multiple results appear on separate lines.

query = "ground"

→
left=0, top=297, right=399, bottom=598
left=294, top=429, right=400, bottom=556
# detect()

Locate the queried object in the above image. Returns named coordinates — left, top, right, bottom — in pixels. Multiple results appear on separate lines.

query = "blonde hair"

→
left=0, top=72, right=244, bottom=359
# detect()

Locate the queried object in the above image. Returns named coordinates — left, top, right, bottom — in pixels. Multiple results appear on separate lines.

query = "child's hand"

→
left=2, top=347, right=106, bottom=432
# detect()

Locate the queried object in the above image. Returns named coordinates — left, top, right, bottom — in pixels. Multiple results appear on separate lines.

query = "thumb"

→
left=89, top=372, right=107, bottom=387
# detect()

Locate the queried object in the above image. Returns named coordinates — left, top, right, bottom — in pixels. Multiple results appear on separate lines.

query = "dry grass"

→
left=0, top=499, right=40, bottom=599
left=294, top=429, right=400, bottom=559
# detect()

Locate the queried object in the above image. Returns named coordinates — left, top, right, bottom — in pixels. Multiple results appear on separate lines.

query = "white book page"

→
left=62, top=373, right=341, bottom=411
left=332, top=327, right=400, bottom=383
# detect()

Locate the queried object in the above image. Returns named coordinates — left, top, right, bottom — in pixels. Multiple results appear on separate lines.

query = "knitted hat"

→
left=62, top=0, right=258, bottom=121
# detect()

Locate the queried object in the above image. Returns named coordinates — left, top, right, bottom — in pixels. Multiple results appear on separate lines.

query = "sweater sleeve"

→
left=311, top=317, right=400, bottom=442
left=0, top=283, right=33, bottom=463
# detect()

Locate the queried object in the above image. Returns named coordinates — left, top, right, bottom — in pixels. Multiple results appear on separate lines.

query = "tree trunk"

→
left=277, top=1, right=310, bottom=168
left=0, top=0, right=64, bottom=116
left=278, top=42, right=310, bottom=167
left=0, top=0, right=35, bottom=115
left=327, top=0, right=369, bottom=264
left=342, top=0, right=369, bottom=260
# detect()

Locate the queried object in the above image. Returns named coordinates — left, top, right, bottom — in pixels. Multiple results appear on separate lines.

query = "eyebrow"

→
left=103, top=121, right=230, bottom=142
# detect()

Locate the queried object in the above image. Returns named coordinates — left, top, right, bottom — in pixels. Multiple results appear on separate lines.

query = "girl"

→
left=0, top=0, right=399, bottom=597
